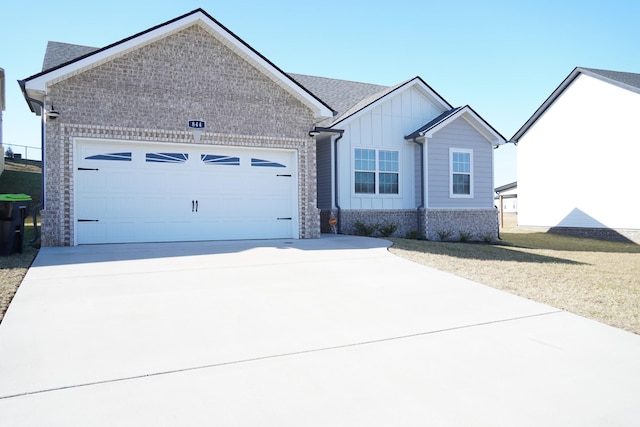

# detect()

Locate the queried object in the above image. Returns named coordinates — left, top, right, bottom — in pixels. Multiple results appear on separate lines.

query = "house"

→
left=1, top=67, right=5, bottom=175
left=20, top=9, right=505, bottom=246
left=512, top=67, right=640, bottom=243
left=494, top=181, right=517, bottom=213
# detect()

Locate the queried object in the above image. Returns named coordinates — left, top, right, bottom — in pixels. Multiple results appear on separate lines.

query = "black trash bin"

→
left=0, top=194, right=32, bottom=256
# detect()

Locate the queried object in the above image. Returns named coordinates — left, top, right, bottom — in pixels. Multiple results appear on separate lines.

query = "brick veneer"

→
left=41, top=24, right=320, bottom=245
left=322, top=208, right=499, bottom=241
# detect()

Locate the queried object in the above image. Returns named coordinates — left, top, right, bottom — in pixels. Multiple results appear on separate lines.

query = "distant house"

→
left=19, top=9, right=505, bottom=246
left=494, top=181, right=517, bottom=213
left=1, top=67, right=5, bottom=175
left=512, top=67, right=640, bottom=243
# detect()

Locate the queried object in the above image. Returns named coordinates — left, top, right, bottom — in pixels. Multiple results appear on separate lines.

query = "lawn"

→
left=389, top=229, right=640, bottom=335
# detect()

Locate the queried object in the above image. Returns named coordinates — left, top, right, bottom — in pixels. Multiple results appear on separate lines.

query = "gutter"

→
left=18, top=80, right=45, bottom=246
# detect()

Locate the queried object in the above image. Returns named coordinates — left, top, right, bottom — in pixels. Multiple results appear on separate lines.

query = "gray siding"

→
left=414, top=143, right=423, bottom=207
left=316, top=136, right=332, bottom=209
left=427, top=118, right=494, bottom=208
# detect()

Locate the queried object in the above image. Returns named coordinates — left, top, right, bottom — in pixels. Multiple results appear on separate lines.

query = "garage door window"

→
left=201, top=154, right=240, bottom=166
left=86, top=152, right=132, bottom=161
left=146, top=153, right=189, bottom=164
left=251, top=158, right=286, bottom=168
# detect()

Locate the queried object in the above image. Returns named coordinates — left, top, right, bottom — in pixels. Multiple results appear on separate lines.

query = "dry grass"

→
left=0, top=222, right=38, bottom=323
left=389, top=226, right=640, bottom=335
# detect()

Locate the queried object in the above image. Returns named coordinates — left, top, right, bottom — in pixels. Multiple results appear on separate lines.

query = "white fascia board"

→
left=24, top=11, right=332, bottom=120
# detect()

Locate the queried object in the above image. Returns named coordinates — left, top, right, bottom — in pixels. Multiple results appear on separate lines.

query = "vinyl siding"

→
left=517, top=74, right=640, bottom=229
left=338, top=86, right=441, bottom=210
left=427, top=117, right=494, bottom=208
left=316, top=136, right=332, bottom=209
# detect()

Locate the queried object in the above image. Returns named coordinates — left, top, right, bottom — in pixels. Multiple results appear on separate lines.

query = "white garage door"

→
left=75, top=140, right=298, bottom=244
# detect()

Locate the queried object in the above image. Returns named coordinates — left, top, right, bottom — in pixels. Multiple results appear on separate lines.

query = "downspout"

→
left=411, top=137, right=425, bottom=237
left=333, top=132, right=344, bottom=233
left=18, top=80, right=45, bottom=247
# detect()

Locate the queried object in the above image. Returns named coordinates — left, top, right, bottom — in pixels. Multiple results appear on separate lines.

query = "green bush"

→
left=459, top=231, right=473, bottom=242
left=377, top=221, right=398, bottom=237
left=352, top=220, right=378, bottom=236
left=436, top=230, right=453, bottom=241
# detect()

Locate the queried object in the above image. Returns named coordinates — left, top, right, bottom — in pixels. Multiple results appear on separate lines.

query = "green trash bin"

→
left=0, top=194, right=32, bottom=256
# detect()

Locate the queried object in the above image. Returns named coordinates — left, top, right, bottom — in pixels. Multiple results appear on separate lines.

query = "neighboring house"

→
left=512, top=67, right=640, bottom=243
left=19, top=9, right=505, bottom=246
left=1, top=67, right=5, bottom=175
left=494, top=181, right=517, bottom=213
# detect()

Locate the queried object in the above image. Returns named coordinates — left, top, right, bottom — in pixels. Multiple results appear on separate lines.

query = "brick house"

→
left=20, top=9, right=505, bottom=246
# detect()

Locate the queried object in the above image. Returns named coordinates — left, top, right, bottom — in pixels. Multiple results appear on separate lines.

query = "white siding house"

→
left=512, top=67, right=640, bottom=242
left=0, top=67, right=5, bottom=175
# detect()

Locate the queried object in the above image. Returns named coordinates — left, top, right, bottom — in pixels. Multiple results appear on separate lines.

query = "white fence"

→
left=3, top=143, right=42, bottom=162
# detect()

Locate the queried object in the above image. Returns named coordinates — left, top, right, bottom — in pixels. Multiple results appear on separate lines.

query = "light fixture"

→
left=46, top=105, right=60, bottom=120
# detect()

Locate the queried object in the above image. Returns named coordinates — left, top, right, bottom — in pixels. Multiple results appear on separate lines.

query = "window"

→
left=450, top=148, right=473, bottom=197
left=354, top=148, right=399, bottom=195
left=379, top=150, right=399, bottom=194
left=355, top=149, right=376, bottom=193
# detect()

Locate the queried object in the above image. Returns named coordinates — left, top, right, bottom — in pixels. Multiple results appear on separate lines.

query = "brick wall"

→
left=41, top=24, right=320, bottom=245
left=320, top=209, right=421, bottom=238
left=425, top=209, right=499, bottom=241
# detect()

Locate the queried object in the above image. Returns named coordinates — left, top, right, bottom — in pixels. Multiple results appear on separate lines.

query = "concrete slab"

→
left=1, top=235, right=639, bottom=426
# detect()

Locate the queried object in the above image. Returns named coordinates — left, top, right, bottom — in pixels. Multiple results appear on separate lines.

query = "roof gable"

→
left=511, top=67, right=640, bottom=142
left=405, top=105, right=505, bottom=146
left=21, top=9, right=333, bottom=120
left=325, top=76, right=453, bottom=128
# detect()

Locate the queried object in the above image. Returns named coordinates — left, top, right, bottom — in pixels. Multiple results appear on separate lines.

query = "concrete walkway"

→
left=0, top=235, right=639, bottom=426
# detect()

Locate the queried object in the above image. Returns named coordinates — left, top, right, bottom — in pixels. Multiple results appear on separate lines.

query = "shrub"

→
left=377, top=221, right=399, bottom=237
left=481, top=234, right=495, bottom=244
left=437, top=230, right=453, bottom=241
left=459, top=231, right=473, bottom=242
left=352, top=220, right=378, bottom=236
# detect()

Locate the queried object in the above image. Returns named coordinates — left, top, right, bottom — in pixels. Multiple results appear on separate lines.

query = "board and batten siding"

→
left=427, top=117, right=495, bottom=208
left=337, top=86, right=442, bottom=210
left=517, top=73, right=640, bottom=230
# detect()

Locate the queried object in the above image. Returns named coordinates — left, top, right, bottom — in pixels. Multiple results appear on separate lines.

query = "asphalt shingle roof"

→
left=581, top=67, right=640, bottom=91
left=42, top=41, right=99, bottom=72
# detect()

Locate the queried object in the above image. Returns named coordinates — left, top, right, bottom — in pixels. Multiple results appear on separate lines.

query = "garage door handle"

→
left=195, top=200, right=199, bottom=212
left=192, top=200, right=195, bottom=212
left=277, top=217, right=292, bottom=220
left=78, top=219, right=99, bottom=222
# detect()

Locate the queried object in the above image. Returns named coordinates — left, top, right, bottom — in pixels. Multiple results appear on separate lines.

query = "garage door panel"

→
left=75, top=141, right=297, bottom=244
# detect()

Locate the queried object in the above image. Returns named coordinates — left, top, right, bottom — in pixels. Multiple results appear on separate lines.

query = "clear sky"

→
left=2, top=0, right=639, bottom=186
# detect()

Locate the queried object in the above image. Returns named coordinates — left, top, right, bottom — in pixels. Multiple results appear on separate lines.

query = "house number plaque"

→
left=188, top=120, right=206, bottom=129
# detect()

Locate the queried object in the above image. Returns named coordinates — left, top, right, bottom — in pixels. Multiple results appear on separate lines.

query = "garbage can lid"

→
left=0, top=194, right=33, bottom=202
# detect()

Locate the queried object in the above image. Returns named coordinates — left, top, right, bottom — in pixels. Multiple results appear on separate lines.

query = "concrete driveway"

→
left=0, top=235, right=639, bottom=426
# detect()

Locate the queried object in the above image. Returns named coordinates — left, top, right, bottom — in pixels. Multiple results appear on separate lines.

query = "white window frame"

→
left=353, top=148, right=400, bottom=196
left=449, top=148, right=473, bottom=198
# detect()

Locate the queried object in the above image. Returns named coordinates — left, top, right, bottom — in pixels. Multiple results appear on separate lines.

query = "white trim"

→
left=25, top=10, right=332, bottom=120
left=449, top=148, right=474, bottom=199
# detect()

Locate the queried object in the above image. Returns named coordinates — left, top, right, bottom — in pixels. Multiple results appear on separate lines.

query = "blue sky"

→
left=2, top=0, right=639, bottom=186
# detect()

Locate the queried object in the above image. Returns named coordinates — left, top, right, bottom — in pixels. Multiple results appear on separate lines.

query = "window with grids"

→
left=450, top=149, right=472, bottom=197
left=354, top=149, right=399, bottom=194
